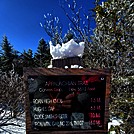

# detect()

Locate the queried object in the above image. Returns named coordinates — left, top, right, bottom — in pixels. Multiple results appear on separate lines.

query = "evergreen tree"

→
left=12, top=50, right=24, bottom=75
left=22, top=49, right=34, bottom=67
left=0, top=36, right=15, bottom=72
left=34, top=38, right=51, bottom=67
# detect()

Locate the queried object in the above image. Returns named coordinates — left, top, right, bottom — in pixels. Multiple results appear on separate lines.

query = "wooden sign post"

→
left=24, top=68, right=110, bottom=134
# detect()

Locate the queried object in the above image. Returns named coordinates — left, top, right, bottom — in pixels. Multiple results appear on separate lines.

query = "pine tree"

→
left=0, top=36, right=15, bottom=72
left=22, top=49, right=34, bottom=67
left=34, top=38, right=51, bottom=67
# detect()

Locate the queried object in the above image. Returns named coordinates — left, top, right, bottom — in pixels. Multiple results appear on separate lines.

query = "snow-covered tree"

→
left=91, top=0, right=134, bottom=133
left=0, top=68, right=24, bottom=129
left=91, top=0, right=134, bottom=73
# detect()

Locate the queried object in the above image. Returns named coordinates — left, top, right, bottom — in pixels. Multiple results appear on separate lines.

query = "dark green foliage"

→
left=0, top=36, right=52, bottom=75
left=0, top=36, right=23, bottom=75
left=34, top=38, right=51, bottom=67
left=22, top=49, right=35, bottom=67
left=0, top=36, right=15, bottom=72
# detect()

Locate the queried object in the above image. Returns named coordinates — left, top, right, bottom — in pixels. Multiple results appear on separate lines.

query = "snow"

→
left=108, top=117, right=125, bottom=134
left=110, top=131, right=116, bottom=134
left=47, top=64, right=53, bottom=68
left=108, top=118, right=122, bottom=130
left=48, top=64, right=83, bottom=68
left=48, top=39, right=85, bottom=68
left=0, top=113, right=26, bottom=134
left=49, top=39, right=85, bottom=59
left=71, top=65, right=82, bottom=68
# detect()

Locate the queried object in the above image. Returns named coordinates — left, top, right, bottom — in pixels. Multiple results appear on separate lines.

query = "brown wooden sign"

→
left=24, top=68, right=110, bottom=134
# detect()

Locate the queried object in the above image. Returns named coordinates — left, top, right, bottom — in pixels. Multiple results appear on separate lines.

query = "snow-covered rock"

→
left=49, top=39, right=85, bottom=59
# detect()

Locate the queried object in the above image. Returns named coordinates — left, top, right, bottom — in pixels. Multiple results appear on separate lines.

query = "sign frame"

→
left=24, top=68, right=110, bottom=134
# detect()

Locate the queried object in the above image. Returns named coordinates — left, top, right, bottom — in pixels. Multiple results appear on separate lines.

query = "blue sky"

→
left=0, top=0, right=101, bottom=53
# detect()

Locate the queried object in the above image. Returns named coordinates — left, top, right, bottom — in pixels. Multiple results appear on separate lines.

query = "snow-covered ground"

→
left=0, top=113, right=26, bottom=134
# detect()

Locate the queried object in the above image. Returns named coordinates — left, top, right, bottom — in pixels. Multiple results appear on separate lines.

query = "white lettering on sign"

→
left=33, top=99, right=63, bottom=104
left=34, top=121, right=51, bottom=126
left=34, top=114, right=45, bottom=119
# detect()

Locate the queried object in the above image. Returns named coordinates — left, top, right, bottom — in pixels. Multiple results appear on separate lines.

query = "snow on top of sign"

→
left=49, top=39, right=85, bottom=59
left=47, top=64, right=83, bottom=68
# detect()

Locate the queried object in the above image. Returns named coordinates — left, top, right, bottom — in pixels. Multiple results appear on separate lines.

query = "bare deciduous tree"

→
left=0, top=68, right=24, bottom=129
